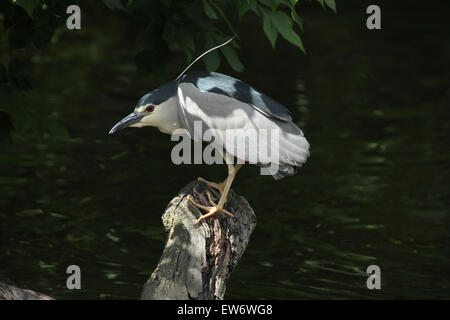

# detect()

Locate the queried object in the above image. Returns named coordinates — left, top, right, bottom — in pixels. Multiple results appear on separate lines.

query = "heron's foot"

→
left=197, top=177, right=224, bottom=193
left=187, top=192, right=233, bottom=224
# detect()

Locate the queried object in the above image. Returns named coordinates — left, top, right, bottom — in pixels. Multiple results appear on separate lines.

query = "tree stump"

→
left=0, top=282, right=54, bottom=300
left=141, top=180, right=257, bottom=300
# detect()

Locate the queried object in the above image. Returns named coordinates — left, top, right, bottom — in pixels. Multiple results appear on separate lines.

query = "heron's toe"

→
left=187, top=194, right=233, bottom=224
left=197, top=177, right=224, bottom=192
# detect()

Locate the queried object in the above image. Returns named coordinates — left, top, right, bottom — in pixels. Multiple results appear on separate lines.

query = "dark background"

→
left=0, top=0, right=449, bottom=299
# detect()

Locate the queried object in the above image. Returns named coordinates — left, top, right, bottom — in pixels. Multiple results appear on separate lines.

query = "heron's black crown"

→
left=136, top=80, right=178, bottom=108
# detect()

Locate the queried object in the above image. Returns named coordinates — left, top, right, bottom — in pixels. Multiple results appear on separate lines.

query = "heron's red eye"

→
left=146, top=105, right=155, bottom=112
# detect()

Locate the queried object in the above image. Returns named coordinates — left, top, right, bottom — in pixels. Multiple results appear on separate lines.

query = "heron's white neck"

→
left=140, top=97, right=182, bottom=134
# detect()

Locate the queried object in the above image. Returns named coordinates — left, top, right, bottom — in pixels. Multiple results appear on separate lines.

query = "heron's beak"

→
left=108, top=112, right=144, bottom=134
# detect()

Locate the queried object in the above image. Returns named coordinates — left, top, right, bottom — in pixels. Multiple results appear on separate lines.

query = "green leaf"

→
left=316, top=0, right=325, bottom=8
left=278, top=27, right=305, bottom=53
left=14, top=0, right=39, bottom=16
left=288, top=3, right=303, bottom=31
left=208, top=1, right=238, bottom=35
left=221, top=46, right=244, bottom=72
left=260, top=8, right=278, bottom=48
left=270, top=11, right=305, bottom=53
left=268, top=0, right=278, bottom=11
left=202, top=0, right=218, bottom=19
left=237, top=0, right=256, bottom=20
left=202, top=38, right=221, bottom=71
left=182, top=49, right=193, bottom=63
left=324, top=0, right=336, bottom=12
left=203, top=48, right=221, bottom=71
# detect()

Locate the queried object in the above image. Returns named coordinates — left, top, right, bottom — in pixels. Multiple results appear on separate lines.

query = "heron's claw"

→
left=197, top=177, right=224, bottom=193
left=187, top=194, right=234, bottom=224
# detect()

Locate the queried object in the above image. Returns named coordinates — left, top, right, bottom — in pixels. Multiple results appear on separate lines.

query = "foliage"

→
left=0, top=0, right=336, bottom=141
left=0, top=0, right=74, bottom=143
left=102, top=0, right=335, bottom=72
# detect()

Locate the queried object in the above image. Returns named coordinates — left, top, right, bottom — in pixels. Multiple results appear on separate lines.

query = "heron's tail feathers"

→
left=271, top=135, right=310, bottom=180
left=272, top=164, right=297, bottom=180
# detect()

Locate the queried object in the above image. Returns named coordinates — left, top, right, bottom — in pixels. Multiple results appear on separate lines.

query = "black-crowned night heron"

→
left=109, top=41, right=310, bottom=224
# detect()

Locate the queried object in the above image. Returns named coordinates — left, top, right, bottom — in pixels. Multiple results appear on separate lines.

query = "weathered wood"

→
left=0, top=282, right=54, bottom=300
left=141, top=180, right=257, bottom=300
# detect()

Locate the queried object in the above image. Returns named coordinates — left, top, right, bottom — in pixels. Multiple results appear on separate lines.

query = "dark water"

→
left=1, top=2, right=449, bottom=299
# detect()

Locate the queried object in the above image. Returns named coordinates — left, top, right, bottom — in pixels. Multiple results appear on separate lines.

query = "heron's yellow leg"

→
left=217, top=163, right=241, bottom=208
left=197, top=163, right=243, bottom=193
left=189, top=162, right=243, bottom=224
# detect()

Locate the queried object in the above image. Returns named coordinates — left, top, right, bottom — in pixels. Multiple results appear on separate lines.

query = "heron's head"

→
left=108, top=80, right=179, bottom=135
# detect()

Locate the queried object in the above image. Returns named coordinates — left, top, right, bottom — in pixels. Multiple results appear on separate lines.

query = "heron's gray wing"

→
left=176, top=82, right=247, bottom=143
left=179, top=71, right=293, bottom=122
left=177, top=82, right=310, bottom=179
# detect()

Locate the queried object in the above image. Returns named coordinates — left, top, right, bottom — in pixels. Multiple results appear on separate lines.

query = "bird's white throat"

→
left=139, top=96, right=182, bottom=134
